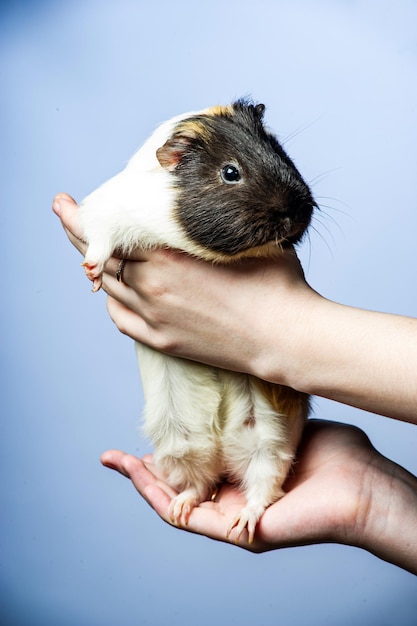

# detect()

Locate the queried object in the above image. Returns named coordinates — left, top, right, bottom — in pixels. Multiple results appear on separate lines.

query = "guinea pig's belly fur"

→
left=137, top=343, right=308, bottom=542
left=78, top=103, right=311, bottom=543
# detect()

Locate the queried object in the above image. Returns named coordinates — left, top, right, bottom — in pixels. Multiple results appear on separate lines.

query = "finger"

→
left=102, top=258, right=136, bottom=288
left=100, top=450, right=149, bottom=482
left=101, top=450, right=162, bottom=495
left=141, top=483, right=174, bottom=523
left=106, top=296, right=151, bottom=343
left=52, top=194, right=88, bottom=256
left=52, top=193, right=85, bottom=241
left=100, top=449, right=134, bottom=478
left=101, top=450, right=174, bottom=522
left=52, top=192, right=77, bottom=210
left=103, top=271, right=144, bottom=311
left=101, top=450, right=178, bottom=500
left=65, top=228, right=87, bottom=255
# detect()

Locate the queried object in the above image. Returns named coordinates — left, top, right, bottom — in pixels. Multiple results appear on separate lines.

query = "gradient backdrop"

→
left=2, top=1, right=417, bottom=624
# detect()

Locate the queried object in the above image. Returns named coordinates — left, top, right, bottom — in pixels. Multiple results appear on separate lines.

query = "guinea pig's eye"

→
left=221, top=164, right=241, bottom=184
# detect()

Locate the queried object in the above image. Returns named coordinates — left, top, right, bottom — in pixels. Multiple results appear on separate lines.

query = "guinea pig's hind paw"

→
left=226, top=509, right=260, bottom=545
left=168, top=490, right=201, bottom=527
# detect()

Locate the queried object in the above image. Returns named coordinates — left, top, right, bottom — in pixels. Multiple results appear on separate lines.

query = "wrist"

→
left=348, top=451, right=417, bottom=574
left=253, top=287, right=324, bottom=390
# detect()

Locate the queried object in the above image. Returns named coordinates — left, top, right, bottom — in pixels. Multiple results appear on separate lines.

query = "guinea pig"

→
left=78, top=99, right=314, bottom=543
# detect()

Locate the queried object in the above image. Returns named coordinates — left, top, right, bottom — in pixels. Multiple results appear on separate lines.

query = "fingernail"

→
left=52, top=199, right=61, bottom=216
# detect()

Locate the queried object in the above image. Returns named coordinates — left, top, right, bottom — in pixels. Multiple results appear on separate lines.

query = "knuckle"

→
left=151, top=332, right=179, bottom=355
left=115, top=319, right=131, bottom=337
left=142, top=278, right=168, bottom=300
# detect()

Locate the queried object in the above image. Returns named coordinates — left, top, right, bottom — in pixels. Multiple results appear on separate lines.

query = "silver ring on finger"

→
left=116, top=259, right=127, bottom=283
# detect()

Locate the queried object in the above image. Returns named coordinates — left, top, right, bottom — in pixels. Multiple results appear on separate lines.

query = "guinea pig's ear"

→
left=254, top=103, right=266, bottom=119
left=156, top=135, right=194, bottom=171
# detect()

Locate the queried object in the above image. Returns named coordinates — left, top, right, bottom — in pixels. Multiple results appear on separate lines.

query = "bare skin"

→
left=53, top=193, right=417, bottom=572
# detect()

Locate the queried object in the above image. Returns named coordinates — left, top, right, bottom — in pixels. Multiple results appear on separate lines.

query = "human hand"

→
left=98, top=422, right=380, bottom=547
left=52, top=193, right=316, bottom=381
left=100, top=420, right=417, bottom=573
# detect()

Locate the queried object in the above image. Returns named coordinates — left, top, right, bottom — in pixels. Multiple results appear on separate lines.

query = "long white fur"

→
left=78, top=107, right=307, bottom=543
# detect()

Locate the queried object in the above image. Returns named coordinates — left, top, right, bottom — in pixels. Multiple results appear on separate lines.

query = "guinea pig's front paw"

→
left=81, top=259, right=104, bottom=292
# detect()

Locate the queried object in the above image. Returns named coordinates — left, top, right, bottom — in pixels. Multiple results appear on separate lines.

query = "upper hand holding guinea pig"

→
left=53, top=193, right=417, bottom=422
left=53, top=193, right=315, bottom=382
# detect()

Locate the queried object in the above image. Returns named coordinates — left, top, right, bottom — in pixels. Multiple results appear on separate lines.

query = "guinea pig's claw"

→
left=81, top=260, right=103, bottom=292
left=226, top=510, right=258, bottom=545
left=91, top=277, right=102, bottom=292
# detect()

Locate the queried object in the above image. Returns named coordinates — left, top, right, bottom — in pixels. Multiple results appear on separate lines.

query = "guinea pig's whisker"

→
left=281, top=115, right=323, bottom=147
left=315, top=196, right=351, bottom=219
left=308, top=168, right=342, bottom=188
left=308, top=221, right=335, bottom=259
left=315, top=201, right=351, bottom=243
left=315, top=205, right=341, bottom=231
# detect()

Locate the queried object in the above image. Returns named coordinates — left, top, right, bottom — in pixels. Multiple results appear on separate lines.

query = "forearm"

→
left=260, top=294, right=417, bottom=423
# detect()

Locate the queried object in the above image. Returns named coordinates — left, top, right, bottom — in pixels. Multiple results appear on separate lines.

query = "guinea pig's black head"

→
left=156, top=99, right=316, bottom=259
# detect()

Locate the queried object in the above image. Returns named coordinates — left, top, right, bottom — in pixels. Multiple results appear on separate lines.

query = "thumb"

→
left=52, top=192, right=85, bottom=240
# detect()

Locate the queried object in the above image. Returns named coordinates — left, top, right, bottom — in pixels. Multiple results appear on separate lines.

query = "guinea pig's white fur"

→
left=79, top=111, right=198, bottom=278
left=78, top=101, right=311, bottom=543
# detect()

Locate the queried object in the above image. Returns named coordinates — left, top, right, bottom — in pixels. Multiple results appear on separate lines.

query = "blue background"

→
left=2, top=0, right=417, bottom=624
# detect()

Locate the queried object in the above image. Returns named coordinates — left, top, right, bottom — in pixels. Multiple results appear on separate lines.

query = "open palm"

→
left=101, top=419, right=377, bottom=552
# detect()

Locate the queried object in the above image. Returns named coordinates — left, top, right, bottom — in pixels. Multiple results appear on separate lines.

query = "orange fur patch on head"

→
left=170, top=105, right=234, bottom=143
left=173, top=119, right=211, bottom=142
left=203, top=104, right=234, bottom=117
